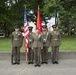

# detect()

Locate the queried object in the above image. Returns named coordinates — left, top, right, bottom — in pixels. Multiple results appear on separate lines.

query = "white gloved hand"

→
left=32, top=48, right=33, bottom=49
left=41, top=47, right=43, bottom=49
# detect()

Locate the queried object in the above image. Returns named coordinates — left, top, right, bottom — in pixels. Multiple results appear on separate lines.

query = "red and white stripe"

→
left=24, top=23, right=29, bottom=54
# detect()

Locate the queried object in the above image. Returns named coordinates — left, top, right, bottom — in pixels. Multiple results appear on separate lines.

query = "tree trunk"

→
left=68, top=21, right=72, bottom=36
left=3, top=23, right=8, bottom=37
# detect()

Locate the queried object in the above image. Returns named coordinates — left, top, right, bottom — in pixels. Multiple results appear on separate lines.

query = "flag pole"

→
left=25, top=6, right=28, bottom=63
left=26, top=52, right=28, bottom=63
left=24, top=5, right=28, bottom=63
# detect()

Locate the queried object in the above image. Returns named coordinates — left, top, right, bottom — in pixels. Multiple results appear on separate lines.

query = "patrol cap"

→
left=28, top=26, right=33, bottom=30
left=52, top=25, right=56, bottom=28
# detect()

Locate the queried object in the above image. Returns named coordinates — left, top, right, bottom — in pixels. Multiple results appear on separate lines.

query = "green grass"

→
left=0, top=35, right=76, bottom=52
left=60, top=35, right=76, bottom=51
left=0, top=38, right=25, bottom=52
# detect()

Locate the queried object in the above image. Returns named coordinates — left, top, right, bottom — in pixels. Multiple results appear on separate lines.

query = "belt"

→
left=14, top=39, right=19, bottom=41
left=53, top=39, right=58, bottom=41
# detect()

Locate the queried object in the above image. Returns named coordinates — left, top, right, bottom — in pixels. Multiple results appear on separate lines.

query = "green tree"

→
left=0, top=0, right=45, bottom=37
left=43, top=0, right=76, bottom=35
left=0, top=0, right=12, bottom=37
left=0, top=0, right=76, bottom=36
left=60, top=0, right=76, bottom=35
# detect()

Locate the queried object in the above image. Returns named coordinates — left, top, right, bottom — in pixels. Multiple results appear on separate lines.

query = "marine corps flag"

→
left=37, top=6, right=42, bottom=34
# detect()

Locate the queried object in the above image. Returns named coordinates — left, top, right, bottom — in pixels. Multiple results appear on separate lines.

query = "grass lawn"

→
left=0, top=35, right=76, bottom=52
left=0, top=38, right=25, bottom=52
left=60, top=35, right=76, bottom=51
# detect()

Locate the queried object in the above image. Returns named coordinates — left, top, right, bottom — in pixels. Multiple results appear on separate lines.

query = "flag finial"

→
left=38, top=5, right=39, bottom=9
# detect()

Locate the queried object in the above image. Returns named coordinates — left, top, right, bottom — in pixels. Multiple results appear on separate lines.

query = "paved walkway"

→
left=0, top=59, right=76, bottom=75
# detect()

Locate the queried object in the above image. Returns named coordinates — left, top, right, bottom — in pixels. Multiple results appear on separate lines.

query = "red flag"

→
left=23, top=8, right=29, bottom=54
left=37, top=6, right=42, bottom=34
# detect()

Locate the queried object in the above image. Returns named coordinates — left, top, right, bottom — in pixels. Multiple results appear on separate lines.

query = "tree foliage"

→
left=43, top=0, right=76, bottom=35
left=0, top=0, right=76, bottom=37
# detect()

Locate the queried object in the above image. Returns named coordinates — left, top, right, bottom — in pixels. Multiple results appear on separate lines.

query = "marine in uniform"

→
left=50, top=25, right=61, bottom=64
left=11, top=25, right=23, bottom=65
left=28, top=26, right=34, bottom=64
left=41, top=25, right=50, bottom=64
left=32, top=28, right=43, bottom=67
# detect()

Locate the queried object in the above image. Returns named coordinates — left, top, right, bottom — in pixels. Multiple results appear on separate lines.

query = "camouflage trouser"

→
left=41, top=46, right=48, bottom=62
left=34, top=47, right=41, bottom=65
left=12, top=47, right=20, bottom=62
left=51, top=46, right=59, bottom=62
left=28, top=47, right=34, bottom=62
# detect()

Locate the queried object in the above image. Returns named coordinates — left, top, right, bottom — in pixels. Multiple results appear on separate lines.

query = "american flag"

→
left=23, top=8, right=29, bottom=54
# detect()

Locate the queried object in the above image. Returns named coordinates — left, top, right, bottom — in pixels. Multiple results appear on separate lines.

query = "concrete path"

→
left=0, top=59, right=76, bottom=75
